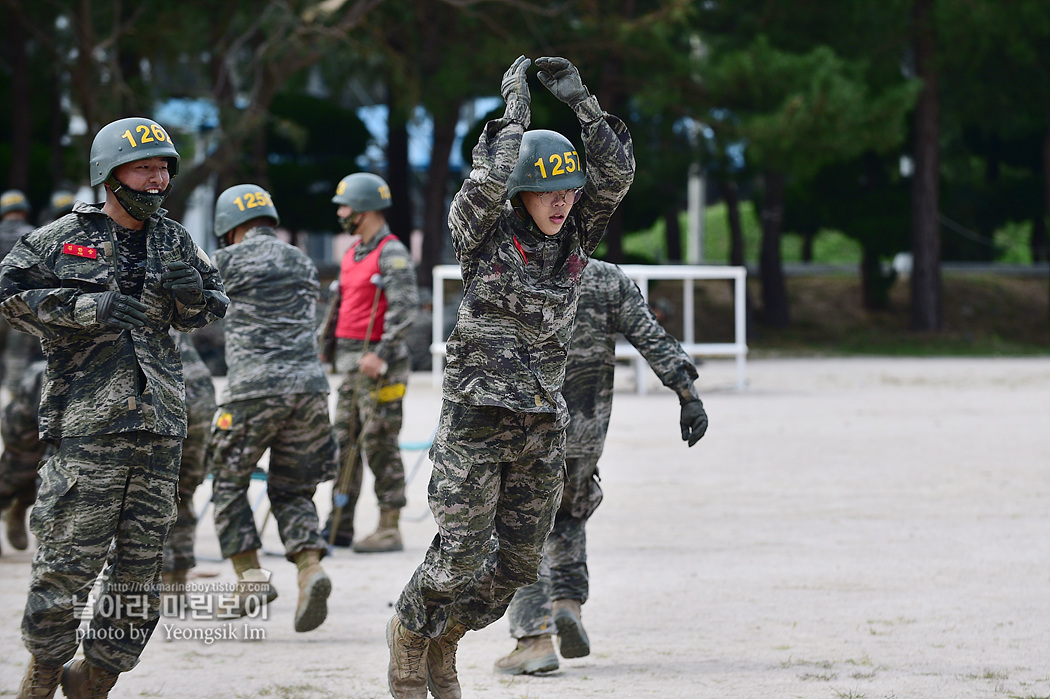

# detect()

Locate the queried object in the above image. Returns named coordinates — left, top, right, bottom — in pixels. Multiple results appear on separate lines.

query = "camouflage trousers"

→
left=162, top=381, right=216, bottom=572
left=209, top=392, right=337, bottom=561
left=326, top=346, right=409, bottom=541
left=507, top=454, right=603, bottom=638
left=0, top=384, right=47, bottom=513
left=0, top=318, right=39, bottom=391
left=396, top=402, right=565, bottom=638
left=22, top=432, right=181, bottom=674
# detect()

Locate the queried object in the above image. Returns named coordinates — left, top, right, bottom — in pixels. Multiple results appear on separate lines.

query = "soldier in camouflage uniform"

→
left=0, top=116, right=227, bottom=698
left=0, top=360, right=47, bottom=557
left=160, top=330, right=216, bottom=600
left=495, top=258, right=709, bottom=675
left=207, top=183, right=337, bottom=634
left=322, top=172, right=417, bottom=553
left=386, top=55, right=635, bottom=699
left=0, top=189, right=38, bottom=395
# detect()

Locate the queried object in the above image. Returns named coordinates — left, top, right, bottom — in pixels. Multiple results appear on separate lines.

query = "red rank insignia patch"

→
left=62, top=244, right=98, bottom=259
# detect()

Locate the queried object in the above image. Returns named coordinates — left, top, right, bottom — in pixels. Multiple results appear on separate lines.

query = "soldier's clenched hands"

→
left=535, top=56, right=590, bottom=107
left=162, top=261, right=204, bottom=305
left=96, top=291, right=148, bottom=330
left=680, top=399, right=708, bottom=447
left=501, top=55, right=531, bottom=107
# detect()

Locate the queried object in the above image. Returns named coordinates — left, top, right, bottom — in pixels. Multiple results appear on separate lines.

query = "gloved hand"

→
left=162, top=261, right=204, bottom=305
left=680, top=399, right=708, bottom=447
left=96, top=291, right=148, bottom=330
left=501, top=55, right=531, bottom=107
left=535, top=56, right=590, bottom=107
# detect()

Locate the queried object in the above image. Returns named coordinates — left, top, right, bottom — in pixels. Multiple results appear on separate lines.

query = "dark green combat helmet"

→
left=1, top=189, right=30, bottom=217
left=506, top=129, right=585, bottom=199
left=49, top=190, right=75, bottom=215
left=332, top=173, right=392, bottom=213
left=90, top=116, right=180, bottom=220
left=213, top=183, right=280, bottom=244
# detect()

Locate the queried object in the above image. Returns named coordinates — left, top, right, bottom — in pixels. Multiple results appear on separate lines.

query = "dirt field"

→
left=1, top=356, right=1048, bottom=698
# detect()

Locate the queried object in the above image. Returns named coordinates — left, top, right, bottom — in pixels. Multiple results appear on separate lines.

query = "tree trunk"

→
left=387, top=96, right=412, bottom=248
left=910, top=0, right=942, bottom=331
left=725, top=180, right=745, bottom=268
left=759, top=170, right=790, bottom=328
left=419, top=103, right=461, bottom=289
left=6, top=15, right=31, bottom=191
left=1035, top=128, right=1050, bottom=264
left=664, top=205, right=682, bottom=263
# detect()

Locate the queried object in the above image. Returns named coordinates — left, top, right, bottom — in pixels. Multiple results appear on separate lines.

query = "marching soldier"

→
left=207, top=184, right=337, bottom=633
left=322, top=172, right=417, bottom=553
left=386, top=55, right=635, bottom=699
left=1, top=116, right=227, bottom=698
left=495, top=258, right=709, bottom=674
left=0, top=189, right=37, bottom=394
left=0, top=360, right=47, bottom=557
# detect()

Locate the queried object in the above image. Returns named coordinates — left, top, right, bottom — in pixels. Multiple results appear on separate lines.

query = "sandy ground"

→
left=1, top=356, right=1049, bottom=698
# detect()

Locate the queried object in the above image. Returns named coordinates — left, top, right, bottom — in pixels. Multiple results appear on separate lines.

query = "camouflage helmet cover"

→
left=213, top=183, right=280, bottom=238
left=331, top=172, right=392, bottom=212
left=90, top=117, right=180, bottom=187
left=506, top=129, right=586, bottom=200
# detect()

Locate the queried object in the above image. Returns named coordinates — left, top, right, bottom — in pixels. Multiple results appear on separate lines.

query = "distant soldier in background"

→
left=208, top=184, right=337, bottom=633
left=0, top=360, right=47, bottom=557
left=494, top=258, right=709, bottom=675
left=161, top=330, right=217, bottom=604
left=322, top=172, right=417, bottom=553
left=38, top=190, right=76, bottom=227
left=1, top=116, right=227, bottom=698
left=0, top=189, right=37, bottom=394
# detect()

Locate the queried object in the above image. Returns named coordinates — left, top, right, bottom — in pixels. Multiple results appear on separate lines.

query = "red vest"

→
left=335, top=234, right=393, bottom=340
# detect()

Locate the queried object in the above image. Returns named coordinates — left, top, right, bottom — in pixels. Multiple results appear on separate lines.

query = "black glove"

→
left=535, top=56, right=590, bottom=107
left=501, top=55, right=531, bottom=107
left=96, top=291, right=148, bottom=330
left=162, top=261, right=204, bottom=305
left=680, top=399, right=708, bottom=447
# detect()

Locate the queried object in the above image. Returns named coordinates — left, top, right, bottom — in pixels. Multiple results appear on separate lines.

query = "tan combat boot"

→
left=4, top=501, right=29, bottom=550
left=59, top=659, right=119, bottom=699
left=553, top=598, right=590, bottom=658
left=17, top=655, right=62, bottom=699
left=353, top=508, right=403, bottom=553
left=426, top=620, right=467, bottom=699
left=293, top=548, right=331, bottom=632
left=386, top=615, right=429, bottom=699
left=493, top=634, right=559, bottom=675
left=229, top=549, right=277, bottom=618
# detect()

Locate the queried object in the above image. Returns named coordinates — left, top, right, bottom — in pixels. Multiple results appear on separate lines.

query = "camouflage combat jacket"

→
left=0, top=218, right=34, bottom=260
left=212, top=226, right=329, bottom=403
left=565, top=259, right=699, bottom=458
left=172, top=329, right=214, bottom=407
left=0, top=201, right=228, bottom=440
left=444, top=94, right=635, bottom=417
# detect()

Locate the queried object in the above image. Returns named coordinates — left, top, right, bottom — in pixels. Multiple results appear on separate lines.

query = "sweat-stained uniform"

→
left=506, top=258, right=701, bottom=638
left=162, top=330, right=216, bottom=572
left=0, top=200, right=227, bottom=674
left=395, top=93, right=635, bottom=638
left=326, top=225, right=416, bottom=542
left=208, top=226, right=337, bottom=561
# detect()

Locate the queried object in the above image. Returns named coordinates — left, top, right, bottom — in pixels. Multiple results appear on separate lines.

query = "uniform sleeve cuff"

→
left=572, top=95, right=603, bottom=124
left=74, top=294, right=98, bottom=326
left=503, top=97, right=532, bottom=128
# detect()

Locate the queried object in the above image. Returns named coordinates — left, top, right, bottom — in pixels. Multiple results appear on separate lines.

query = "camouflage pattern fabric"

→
left=210, top=226, right=329, bottom=403
left=162, top=331, right=216, bottom=572
left=208, top=393, right=337, bottom=560
left=394, top=94, right=633, bottom=639
left=442, top=94, right=635, bottom=419
left=325, top=340, right=409, bottom=540
left=22, top=432, right=181, bottom=673
left=0, top=360, right=47, bottom=513
left=506, top=258, right=701, bottom=639
left=0, top=201, right=228, bottom=440
left=396, top=402, right=565, bottom=638
left=325, top=226, right=416, bottom=537
left=0, top=216, right=37, bottom=388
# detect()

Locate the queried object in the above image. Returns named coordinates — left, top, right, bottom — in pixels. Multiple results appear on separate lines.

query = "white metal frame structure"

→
left=430, top=263, right=749, bottom=391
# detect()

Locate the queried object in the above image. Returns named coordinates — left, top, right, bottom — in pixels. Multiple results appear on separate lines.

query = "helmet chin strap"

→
left=106, top=174, right=171, bottom=221
left=339, top=211, right=364, bottom=236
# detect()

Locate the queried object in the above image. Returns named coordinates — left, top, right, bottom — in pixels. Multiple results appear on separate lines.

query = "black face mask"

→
left=339, top=212, right=362, bottom=235
left=106, top=174, right=171, bottom=221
